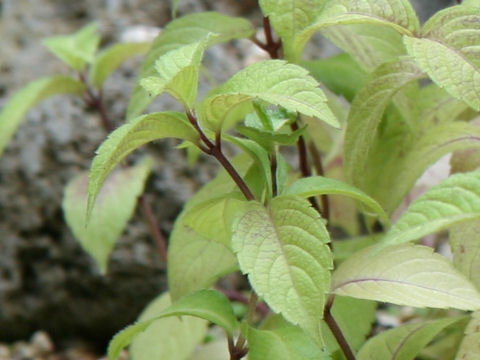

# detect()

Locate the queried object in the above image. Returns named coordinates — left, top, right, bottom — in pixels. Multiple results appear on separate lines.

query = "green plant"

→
left=2, top=0, right=480, bottom=359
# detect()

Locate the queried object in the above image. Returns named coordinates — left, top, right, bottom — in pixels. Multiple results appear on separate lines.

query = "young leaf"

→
left=382, top=170, right=480, bottom=246
left=331, top=243, right=480, bottom=311
left=0, top=76, right=85, bottom=156
left=357, top=317, right=466, bottom=360
left=232, top=196, right=333, bottom=342
left=284, top=175, right=389, bottom=227
left=87, top=112, right=198, bottom=219
left=198, top=60, right=339, bottom=131
left=63, top=157, right=153, bottom=273
left=43, top=23, right=100, bottom=71
left=127, top=12, right=255, bottom=119
left=450, top=220, right=480, bottom=290
left=258, top=0, right=326, bottom=61
left=109, top=292, right=207, bottom=360
left=344, top=58, right=424, bottom=189
left=140, top=34, right=215, bottom=108
left=455, top=311, right=480, bottom=360
left=89, top=42, right=151, bottom=88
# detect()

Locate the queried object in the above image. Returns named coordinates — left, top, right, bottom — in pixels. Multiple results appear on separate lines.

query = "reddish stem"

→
left=324, top=296, right=356, bottom=360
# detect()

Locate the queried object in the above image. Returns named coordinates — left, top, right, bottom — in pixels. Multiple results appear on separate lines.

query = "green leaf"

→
left=450, top=220, right=480, bottom=290
left=301, top=53, right=368, bottom=102
left=331, top=243, right=480, bottom=310
left=43, top=23, right=100, bottom=71
left=455, top=311, right=480, bottom=360
left=293, top=0, right=419, bottom=63
left=332, top=235, right=381, bottom=262
left=198, top=60, right=339, bottom=131
left=232, top=196, right=333, bottom=342
left=89, top=42, right=151, bottom=88
left=0, top=76, right=85, bottom=157
left=140, top=34, right=215, bottom=108
left=246, top=322, right=330, bottom=360
left=236, top=124, right=306, bottom=152
left=63, top=158, right=153, bottom=273
left=111, top=292, right=207, bottom=360
left=284, top=176, right=389, bottom=227
left=127, top=12, right=255, bottom=119
left=259, top=0, right=326, bottom=61
left=382, top=170, right=480, bottom=246
left=358, top=317, right=466, bottom=360
left=87, top=112, right=198, bottom=219
left=344, top=58, right=424, bottom=189
left=171, top=0, right=179, bottom=18
left=404, top=36, right=480, bottom=111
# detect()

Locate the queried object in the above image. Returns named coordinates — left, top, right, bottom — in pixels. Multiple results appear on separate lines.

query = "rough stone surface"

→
left=0, top=0, right=457, bottom=351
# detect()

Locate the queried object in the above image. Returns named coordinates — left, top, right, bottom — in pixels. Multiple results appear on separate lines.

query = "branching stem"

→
left=250, top=17, right=282, bottom=59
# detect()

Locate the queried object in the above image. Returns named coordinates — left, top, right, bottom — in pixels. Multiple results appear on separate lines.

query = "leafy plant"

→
left=2, top=0, right=480, bottom=359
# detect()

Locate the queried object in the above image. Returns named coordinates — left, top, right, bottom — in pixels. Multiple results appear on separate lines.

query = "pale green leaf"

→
left=344, top=58, right=424, bottom=188
left=259, top=0, right=326, bottom=61
left=383, top=170, right=480, bottom=246
left=333, top=235, right=381, bottom=262
left=63, top=158, right=153, bottom=273
left=87, top=112, right=198, bottom=219
left=284, top=175, right=389, bottom=227
left=140, top=34, right=215, bottom=108
left=125, top=292, right=206, bottom=360
left=89, top=42, right=151, bottom=88
left=463, top=0, right=480, bottom=6
left=0, top=75, right=85, bottom=157
left=293, top=0, right=419, bottom=63
left=232, top=196, right=333, bottom=342
left=192, top=332, right=230, bottom=360
left=455, top=311, right=480, bottom=360
left=127, top=12, right=255, bottom=119
left=358, top=317, right=466, bottom=360
left=43, top=23, right=100, bottom=71
left=199, top=60, right=339, bottom=131
left=331, top=243, right=480, bottom=310
left=404, top=36, right=480, bottom=111
left=450, top=220, right=480, bottom=290
left=420, top=321, right=468, bottom=360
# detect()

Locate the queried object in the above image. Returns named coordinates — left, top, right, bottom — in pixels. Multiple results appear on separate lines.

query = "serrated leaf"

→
left=450, top=220, right=480, bottom=290
left=140, top=34, right=215, bottom=108
left=404, top=36, right=480, bottom=111
left=43, top=23, right=100, bottom=71
left=301, top=53, right=367, bottom=101
left=0, top=76, right=85, bottom=157
left=109, top=292, right=207, bottom=360
left=259, top=0, right=326, bottom=61
left=127, top=12, right=255, bottom=119
left=358, top=317, right=466, bottom=360
left=199, top=60, right=339, bottom=131
left=293, top=0, right=419, bottom=63
left=331, top=243, right=480, bottom=310
left=284, top=176, right=389, bottom=227
left=455, top=311, right=480, bottom=360
left=344, top=58, right=424, bottom=189
left=89, top=42, right=151, bottom=88
left=63, top=158, right=153, bottom=273
left=232, top=196, right=333, bottom=342
left=87, top=112, right=198, bottom=219
left=383, top=170, right=480, bottom=246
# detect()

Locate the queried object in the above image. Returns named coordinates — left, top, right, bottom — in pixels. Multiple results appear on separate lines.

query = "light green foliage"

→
left=63, top=158, right=153, bottom=273
left=140, top=35, right=215, bottom=108
left=87, top=112, right=198, bottom=218
left=357, top=317, right=466, bottom=360
left=89, top=42, right=151, bottom=88
left=127, top=12, right=255, bottom=119
left=171, top=0, right=179, bottom=18
left=383, top=170, right=480, bottom=246
left=232, top=196, right=332, bottom=342
left=0, top=76, right=85, bottom=156
left=198, top=60, right=339, bottom=131
left=332, top=235, right=381, bottom=262
left=43, top=23, right=100, bottom=71
left=331, top=243, right=480, bottom=310
left=450, top=220, right=480, bottom=290
left=259, top=0, right=326, bottom=61
left=344, top=58, right=424, bottom=191
left=455, top=312, right=480, bottom=360
left=284, top=175, right=389, bottom=226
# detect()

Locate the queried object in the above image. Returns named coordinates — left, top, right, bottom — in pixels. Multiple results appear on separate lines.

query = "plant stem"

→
left=308, top=142, right=330, bottom=224
left=250, top=17, right=281, bottom=59
left=217, top=287, right=269, bottom=316
left=324, top=296, right=356, bottom=360
left=233, top=292, right=259, bottom=355
left=270, top=150, right=278, bottom=197
left=139, top=196, right=168, bottom=264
